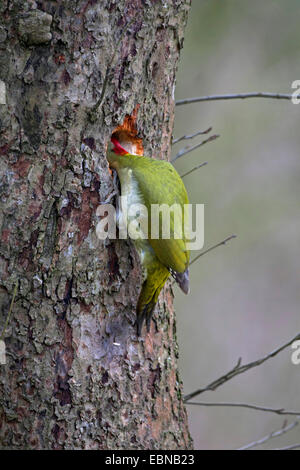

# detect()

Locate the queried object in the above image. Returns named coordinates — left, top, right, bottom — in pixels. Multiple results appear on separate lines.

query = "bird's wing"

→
left=131, top=156, right=190, bottom=274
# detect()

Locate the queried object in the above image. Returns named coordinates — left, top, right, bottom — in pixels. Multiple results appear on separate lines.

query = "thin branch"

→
left=189, top=235, right=237, bottom=268
left=274, top=443, right=300, bottom=451
left=180, top=161, right=208, bottom=178
left=171, top=134, right=219, bottom=162
left=176, top=92, right=293, bottom=106
left=0, top=281, right=18, bottom=341
left=183, top=333, right=300, bottom=402
left=237, top=420, right=299, bottom=450
left=172, top=127, right=212, bottom=145
left=186, top=401, right=300, bottom=417
left=171, top=235, right=236, bottom=289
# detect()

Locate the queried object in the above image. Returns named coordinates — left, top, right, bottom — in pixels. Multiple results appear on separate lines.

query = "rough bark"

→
left=0, top=0, right=192, bottom=450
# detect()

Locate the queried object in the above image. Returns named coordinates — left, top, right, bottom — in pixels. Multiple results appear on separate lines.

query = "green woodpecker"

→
left=107, top=136, right=190, bottom=335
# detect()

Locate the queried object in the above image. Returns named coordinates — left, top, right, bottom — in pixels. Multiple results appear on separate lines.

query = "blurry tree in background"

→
left=174, top=0, right=300, bottom=450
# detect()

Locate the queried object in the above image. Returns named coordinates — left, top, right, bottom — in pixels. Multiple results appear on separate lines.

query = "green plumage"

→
left=107, top=145, right=190, bottom=335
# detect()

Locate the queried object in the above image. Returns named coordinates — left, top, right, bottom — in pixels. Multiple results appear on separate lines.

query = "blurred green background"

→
left=173, top=0, right=300, bottom=450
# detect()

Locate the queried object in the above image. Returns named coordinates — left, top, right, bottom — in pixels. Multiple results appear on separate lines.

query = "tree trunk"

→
left=0, top=0, right=192, bottom=450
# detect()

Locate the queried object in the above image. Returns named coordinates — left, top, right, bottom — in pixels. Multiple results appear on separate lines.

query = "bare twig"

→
left=172, top=127, right=212, bottom=145
left=237, top=420, right=299, bottom=450
left=189, top=235, right=236, bottom=268
left=186, top=401, right=300, bottom=417
left=171, top=134, right=219, bottom=162
left=176, top=92, right=293, bottom=106
left=0, top=282, right=18, bottom=341
left=180, top=161, right=208, bottom=178
left=274, top=443, right=300, bottom=451
left=183, top=333, right=300, bottom=402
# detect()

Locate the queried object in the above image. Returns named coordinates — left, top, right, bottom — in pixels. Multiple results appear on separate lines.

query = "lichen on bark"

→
left=0, top=0, right=193, bottom=450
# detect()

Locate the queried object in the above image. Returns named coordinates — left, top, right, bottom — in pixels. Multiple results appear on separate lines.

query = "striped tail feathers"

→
left=136, top=265, right=170, bottom=336
left=136, top=298, right=156, bottom=337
